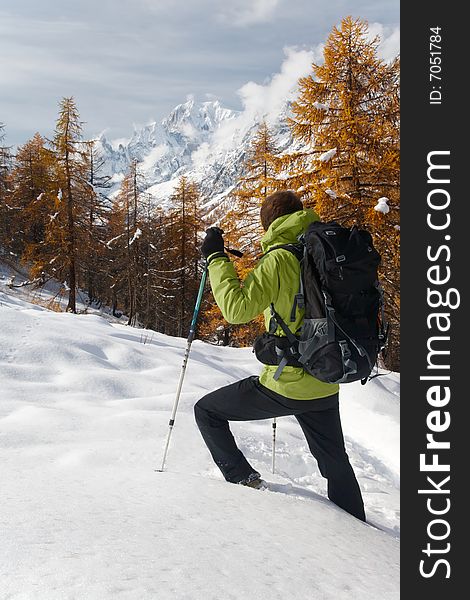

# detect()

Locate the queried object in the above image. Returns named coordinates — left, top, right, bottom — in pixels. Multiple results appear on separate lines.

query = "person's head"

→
left=260, top=190, right=303, bottom=231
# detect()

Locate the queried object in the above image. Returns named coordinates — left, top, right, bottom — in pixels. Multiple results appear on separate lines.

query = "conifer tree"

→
left=206, top=121, right=281, bottom=347
left=289, top=16, right=399, bottom=218
left=80, top=139, right=112, bottom=304
left=288, top=16, right=400, bottom=369
left=140, top=205, right=169, bottom=332
left=166, top=176, right=203, bottom=336
left=135, top=192, right=159, bottom=329
left=49, top=97, right=88, bottom=313
left=104, top=188, right=128, bottom=318
left=107, top=160, right=144, bottom=325
left=224, top=121, right=281, bottom=262
left=10, top=134, right=56, bottom=261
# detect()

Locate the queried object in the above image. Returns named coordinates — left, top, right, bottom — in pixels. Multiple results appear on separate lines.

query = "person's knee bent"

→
left=194, top=388, right=223, bottom=427
left=194, top=398, right=210, bottom=427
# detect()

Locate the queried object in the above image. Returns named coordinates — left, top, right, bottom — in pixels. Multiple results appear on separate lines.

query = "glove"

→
left=201, top=227, right=225, bottom=259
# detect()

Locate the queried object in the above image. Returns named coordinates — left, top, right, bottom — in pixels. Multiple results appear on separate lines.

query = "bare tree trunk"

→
left=87, top=144, right=95, bottom=303
left=64, top=116, right=77, bottom=313
left=180, top=185, right=186, bottom=335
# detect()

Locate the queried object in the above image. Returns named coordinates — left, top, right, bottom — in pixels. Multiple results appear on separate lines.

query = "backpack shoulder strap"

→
left=263, top=243, right=303, bottom=261
left=263, top=242, right=305, bottom=322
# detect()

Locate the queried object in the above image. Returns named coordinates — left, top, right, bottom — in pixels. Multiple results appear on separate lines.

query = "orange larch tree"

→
left=288, top=16, right=400, bottom=369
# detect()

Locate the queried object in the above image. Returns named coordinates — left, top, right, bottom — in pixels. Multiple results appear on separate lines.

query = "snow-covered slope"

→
left=0, top=286, right=399, bottom=599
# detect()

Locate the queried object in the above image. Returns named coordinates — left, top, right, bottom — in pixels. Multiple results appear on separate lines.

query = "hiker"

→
left=194, top=190, right=366, bottom=522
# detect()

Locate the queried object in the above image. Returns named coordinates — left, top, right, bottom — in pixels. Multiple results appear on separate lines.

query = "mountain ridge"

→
left=97, top=97, right=294, bottom=216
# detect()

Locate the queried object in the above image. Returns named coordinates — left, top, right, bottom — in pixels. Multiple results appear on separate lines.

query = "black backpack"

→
left=253, top=221, right=388, bottom=385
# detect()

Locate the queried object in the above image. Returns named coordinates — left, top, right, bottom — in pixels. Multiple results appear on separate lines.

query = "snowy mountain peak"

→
left=97, top=99, right=237, bottom=177
left=162, top=98, right=238, bottom=136
left=96, top=96, right=291, bottom=211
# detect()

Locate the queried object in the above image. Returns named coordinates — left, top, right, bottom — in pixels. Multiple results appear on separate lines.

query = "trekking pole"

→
left=271, top=418, right=277, bottom=474
left=156, top=265, right=208, bottom=472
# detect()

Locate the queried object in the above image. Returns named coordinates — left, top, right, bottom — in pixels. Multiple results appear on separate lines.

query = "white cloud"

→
left=218, top=0, right=280, bottom=27
left=139, top=0, right=280, bottom=26
left=191, top=142, right=211, bottom=170
left=191, top=46, right=315, bottom=168
left=180, top=122, right=198, bottom=140
left=368, top=23, right=400, bottom=61
left=141, top=145, right=167, bottom=172
left=237, top=46, right=316, bottom=122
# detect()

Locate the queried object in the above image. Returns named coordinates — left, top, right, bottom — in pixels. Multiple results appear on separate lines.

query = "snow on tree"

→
left=374, top=197, right=390, bottom=214
left=10, top=133, right=56, bottom=263
left=129, top=227, right=142, bottom=245
left=318, top=148, right=337, bottom=163
left=49, top=97, right=89, bottom=313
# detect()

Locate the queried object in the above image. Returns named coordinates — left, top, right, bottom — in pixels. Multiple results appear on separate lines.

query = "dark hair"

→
left=260, top=190, right=303, bottom=231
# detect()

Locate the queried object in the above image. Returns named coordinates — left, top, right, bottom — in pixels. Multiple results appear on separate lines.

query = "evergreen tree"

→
left=10, top=134, right=56, bottom=261
left=104, top=187, right=128, bottom=318
left=288, top=16, right=400, bottom=369
left=166, top=176, right=203, bottom=336
left=49, top=97, right=88, bottom=313
left=143, top=205, right=170, bottom=332
left=224, top=121, right=281, bottom=262
left=80, top=139, right=112, bottom=304
left=106, top=160, right=144, bottom=325
left=289, top=16, right=399, bottom=218
left=204, top=121, right=281, bottom=347
left=136, top=193, right=160, bottom=329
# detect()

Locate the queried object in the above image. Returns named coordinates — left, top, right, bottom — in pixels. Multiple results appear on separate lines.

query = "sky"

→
left=0, top=0, right=399, bottom=148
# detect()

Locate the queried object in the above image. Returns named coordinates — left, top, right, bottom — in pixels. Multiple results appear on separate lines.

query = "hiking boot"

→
left=237, top=472, right=265, bottom=489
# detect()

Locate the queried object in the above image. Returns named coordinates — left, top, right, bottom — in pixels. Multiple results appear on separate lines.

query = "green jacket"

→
left=207, top=209, right=339, bottom=400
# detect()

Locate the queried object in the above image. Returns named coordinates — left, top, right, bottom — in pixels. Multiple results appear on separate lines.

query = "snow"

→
left=110, top=137, right=131, bottom=151
left=318, top=148, right=337, bottom=162
left=109, top=172, right=125, bottom=184
left=374, top=197, right=390, bottom=214
left=313, top=102, right=329, bottom=111
left=0, top=277, right=399, bottom=599
left=95, top=69, right=303, bottom=212
left=146, top=178, right=179, bottom=209
left=57, top=188, right=63, bottom=201
left=106, top=232, right=126, bottom=249
left=325, top=188, right=337, bottom=199
left=141, top=145, right=167, bottom=173
left=129, top=227, right=142, bottom=245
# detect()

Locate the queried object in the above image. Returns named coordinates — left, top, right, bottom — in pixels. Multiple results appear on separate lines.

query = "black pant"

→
left=194, top=376, right=365, bottom=521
